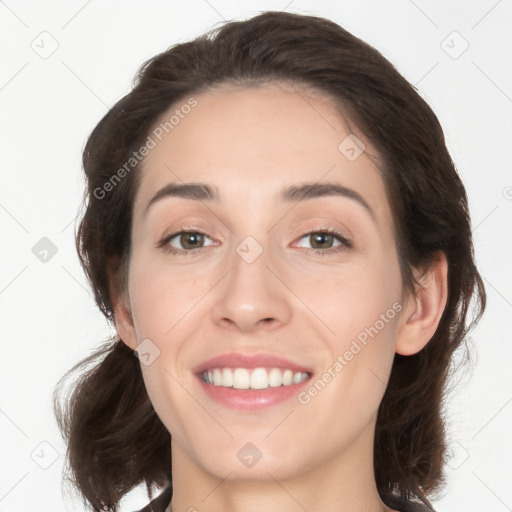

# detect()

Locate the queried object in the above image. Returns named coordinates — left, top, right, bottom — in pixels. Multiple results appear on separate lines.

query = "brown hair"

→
left=54, top=11, right=486, bottom=511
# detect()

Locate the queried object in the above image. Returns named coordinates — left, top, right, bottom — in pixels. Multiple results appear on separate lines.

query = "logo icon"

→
left=31, top=441, right=59, bottom=469
left=441, top=31, right=469, bottom=60
left=30, top=31, right=59, bottom=60
left=236, top=442, right=263, bottom=468
left=236, top=236, right=263, bottom=264
left=134, top=338, right=161, bottom=366
left=446, top=440, right=469, bottom=470
left=32, top=237, right=58, bottom=263
left=338, top=134, right=366, bottom=161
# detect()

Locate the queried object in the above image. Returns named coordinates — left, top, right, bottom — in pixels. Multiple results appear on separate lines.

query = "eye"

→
left=294, top=229, right=352, bottom=255
left=157, top=228, right=351, bottom=256
left=157, top=230, right=215, bottom=255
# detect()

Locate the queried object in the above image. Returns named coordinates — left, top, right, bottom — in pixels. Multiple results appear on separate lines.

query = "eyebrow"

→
left=143, top=181, right=375, bottom=220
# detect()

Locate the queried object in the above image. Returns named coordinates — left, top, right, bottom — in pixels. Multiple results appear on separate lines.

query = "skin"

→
left=113, top=82, right=448, bottom=512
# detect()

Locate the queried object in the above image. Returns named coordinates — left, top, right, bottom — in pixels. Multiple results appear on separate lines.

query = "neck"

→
left=169, top=422, right=394, bottom=512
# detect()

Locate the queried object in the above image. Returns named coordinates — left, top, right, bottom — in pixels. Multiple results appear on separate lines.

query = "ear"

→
left=108, top=258, right=138, bottom=351
left=395, top=251, right=448, bottom=356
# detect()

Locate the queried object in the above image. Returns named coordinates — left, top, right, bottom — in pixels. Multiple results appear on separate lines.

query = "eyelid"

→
left=289, top=218, right=353, bottom=240
left=288, top=217, right=351, bottom=237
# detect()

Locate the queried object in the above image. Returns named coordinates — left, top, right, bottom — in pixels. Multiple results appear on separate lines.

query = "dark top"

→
left=134, top=486, right=435, bottom=512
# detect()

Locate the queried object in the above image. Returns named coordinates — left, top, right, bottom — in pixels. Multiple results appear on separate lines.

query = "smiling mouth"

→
left=201, top=367, right=311, bottom=390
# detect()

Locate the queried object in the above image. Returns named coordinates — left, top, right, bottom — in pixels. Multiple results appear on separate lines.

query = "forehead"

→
left=133, top=83, right=392, bottom=230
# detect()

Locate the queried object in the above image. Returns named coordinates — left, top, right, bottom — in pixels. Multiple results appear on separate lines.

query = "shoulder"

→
left=380, top=491, right=436, bottom=512
left=132, top=486, right=173, bottom=512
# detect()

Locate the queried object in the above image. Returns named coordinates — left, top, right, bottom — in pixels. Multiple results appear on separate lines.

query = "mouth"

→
left=193, top=353, right=313, bottom=409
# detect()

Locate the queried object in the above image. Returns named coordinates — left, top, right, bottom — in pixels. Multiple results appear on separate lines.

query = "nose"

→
left=210, top=241, right=293, bottom=333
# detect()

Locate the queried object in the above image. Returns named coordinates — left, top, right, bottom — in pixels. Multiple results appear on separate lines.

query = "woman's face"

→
left=120, top=83, right=410, bottom=482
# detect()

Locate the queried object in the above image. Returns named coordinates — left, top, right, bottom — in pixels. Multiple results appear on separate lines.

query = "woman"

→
left=54, top=11, right=486, bottom=512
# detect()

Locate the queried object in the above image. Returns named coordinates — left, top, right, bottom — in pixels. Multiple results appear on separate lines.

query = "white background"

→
left=0, top=1, right=511, bottom=510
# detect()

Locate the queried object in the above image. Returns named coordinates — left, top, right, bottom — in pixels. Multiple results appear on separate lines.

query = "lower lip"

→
left=196, top=375, right=311, bottom=410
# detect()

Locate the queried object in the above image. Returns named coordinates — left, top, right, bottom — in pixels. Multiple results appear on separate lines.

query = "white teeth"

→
left=293, top=371, right=304, bottom=384
left=233, top=368, right=250, bottom=389
left=268, top=368, right=282, bottom=387
left=282, top=369, right=293, bottom=386
left=222, top=368, right=233, bottom=387
left=202, top=367, right=309, bottom=389
left=213, top=368, right=222, bottom=386
left=250, top=368, right=269, bottom=389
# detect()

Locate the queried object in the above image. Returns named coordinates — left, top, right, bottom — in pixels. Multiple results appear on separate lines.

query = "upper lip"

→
left=192, top=353, right=313, bottom=375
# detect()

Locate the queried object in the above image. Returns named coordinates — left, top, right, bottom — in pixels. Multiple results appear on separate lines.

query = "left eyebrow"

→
left=281, top=181, right=375, bottom=221
left=143, top=180, right=375, bottom=221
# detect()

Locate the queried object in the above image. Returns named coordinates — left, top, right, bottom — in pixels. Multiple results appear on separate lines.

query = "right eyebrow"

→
left=144, top=182, right=220, bottom=217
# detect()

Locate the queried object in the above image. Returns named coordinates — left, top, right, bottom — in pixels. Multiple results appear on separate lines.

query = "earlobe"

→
left=113, top=297, right=138, bottom=351
left=108, top=260, right=138, bottom=351
left=395, top=251, right=449, bottom=356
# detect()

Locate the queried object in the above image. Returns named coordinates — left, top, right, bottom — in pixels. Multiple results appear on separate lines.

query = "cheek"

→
left=127, top=258, right=203, bottom=441
left=127, top=256, right=208, bottom=339
left=290, top=253, right=402, bottom=342
left=293, top=253, right=403, bottom=401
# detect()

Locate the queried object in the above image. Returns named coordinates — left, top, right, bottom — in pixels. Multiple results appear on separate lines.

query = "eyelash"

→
left=156, top=227, right=352, bottom=257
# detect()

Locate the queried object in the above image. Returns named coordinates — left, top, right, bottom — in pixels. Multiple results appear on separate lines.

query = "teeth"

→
left=250, top=368, right=268, bottom=389
left=268, top=368, right=282, bottom=387
left=213, top=368, right=222, bottom=386
left=222, top=368, right=233, bottom=387
left=233, top=368, right=250, bottom=389
left=202, top=367, right=309, bottom=389
left=282, top=369, right=293, bottom=386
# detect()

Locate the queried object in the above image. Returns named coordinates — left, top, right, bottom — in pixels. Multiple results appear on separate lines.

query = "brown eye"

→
left=295, top=230, right=350, bottom=253
left=309, top=232, right=336, bottom=249
left=157, top=230, right=215, bottom=255
left=178, top=232, right=205, bottom=250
